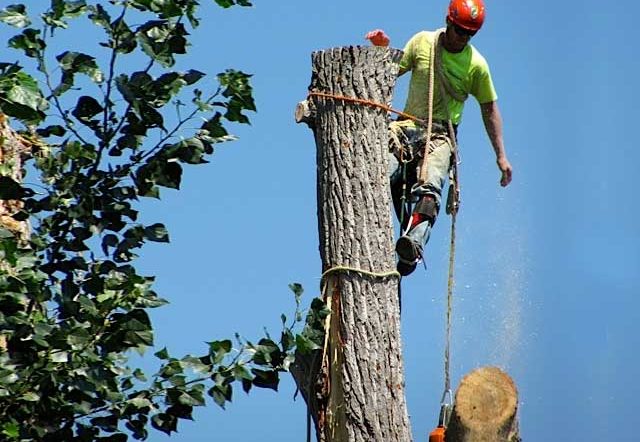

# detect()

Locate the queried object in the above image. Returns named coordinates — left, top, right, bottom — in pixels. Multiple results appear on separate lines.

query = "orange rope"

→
left=308, top=91, right=427, bottom=126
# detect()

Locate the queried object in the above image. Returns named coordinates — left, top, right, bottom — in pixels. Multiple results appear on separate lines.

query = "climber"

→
left=366, top=0, right=513, bottom=276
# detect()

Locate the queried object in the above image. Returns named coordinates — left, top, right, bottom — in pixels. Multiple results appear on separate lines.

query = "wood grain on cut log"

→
left=293, top=46, right=410, bottom=442
left=446, top=367, right=520, bottom=442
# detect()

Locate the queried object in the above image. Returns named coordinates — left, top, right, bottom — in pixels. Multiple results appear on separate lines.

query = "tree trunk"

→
left=446, top=367, right=520, bottom=442
left=0, top=113, right=35, bottom=352
left=0, top=113, right=33, bottom=242
left=294, top=46, right=410, bottom=442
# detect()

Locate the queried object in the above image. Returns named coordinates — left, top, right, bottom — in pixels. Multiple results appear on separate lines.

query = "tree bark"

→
left=294, top=46, right=410, bottom=442
left=0, top=113, right=35, bottom=352
left=446, top=367, right=520, bottom=442
left=0, top=113, right=33, bottom=242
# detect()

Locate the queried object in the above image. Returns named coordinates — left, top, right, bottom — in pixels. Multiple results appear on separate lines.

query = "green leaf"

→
left=154, top=161, right=182, bottom=189
left=208, top=386, right=226, bottom=409
left=8, top=28, right=45, bottom=59
left=175, top=138, right=211, bottom=164
left=67, top=327, right=91, bottom=350
left=112, top=17, right=137, bottom=54
left=143, top=223, right=169, bottom=243
left=166, top=404, right=194, bottom=421
left=251, top=368, right=279, bottom=391
left=176, top=388, right=205, bottom=407
left=53, top=51, right=104, bottom=95
left=133, top=368, right=147, bottom=381
left=51, top=351, right=68, bottom=363
left=58, top=51, right=103, bottom=82
left=137, top=21, right=187, bottom=68
left=103, top=309, right=154, bottom=351
left=36, top=125, right=66, bottom=137
left=289, top=282, right=304, bottom=304
left=296, top=333, right=321, bottom=354
left=199, top=113, right=229, bottom=139
left=181, top=356, right=209, bottom=374
left=71, top=95, right=103, bottom=123
left=183, top=69, right=205, bottom=85
left=0, top=68, right=47, bottom=123
left=91, top=414, right=118, bottom=432
left=251, top=338, right=282, bottom=365
left=42, top=0, right=87, bottom=29
left=218, top=69, right=256, bottom=124
left=280, top=328, right=294, bottom=353
left=215, top=0, right=234, bottom=7
left=21, top=392, right=40, bottom=402
left=101, top=234, right=118, bottom=256
left=87, top=4, right=110, bottom=30
left=215, top=0, right=253, bottom=8
left=0, top=4, right=31, bottom=28
left=151, top=413, right=177, bottom=435
left=127, top=397, right=152, bottom=409
left=1, top=422, right=19, bottom=438
left=232, top=364, right=252, bottom=381
left=0, top=176, right=34, bottom=199
left=154, top=347, right=169, bottom=360
left=208, top=339, right=232, bottom=364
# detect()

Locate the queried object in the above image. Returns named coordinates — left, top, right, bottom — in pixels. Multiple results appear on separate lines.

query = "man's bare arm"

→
left=480, top=100, right=512, bottom=187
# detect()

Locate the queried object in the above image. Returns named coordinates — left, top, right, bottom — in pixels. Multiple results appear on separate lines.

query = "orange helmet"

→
left=447, top=0, right=486, bottom=32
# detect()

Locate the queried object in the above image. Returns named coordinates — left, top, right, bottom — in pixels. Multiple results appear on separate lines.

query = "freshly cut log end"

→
left=446, top=367, right=520, bottom=442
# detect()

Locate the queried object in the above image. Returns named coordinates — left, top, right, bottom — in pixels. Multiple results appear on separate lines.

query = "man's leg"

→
left=388, top=121, right=416, bottom=230
left=395, top=134, right=453, bottom=275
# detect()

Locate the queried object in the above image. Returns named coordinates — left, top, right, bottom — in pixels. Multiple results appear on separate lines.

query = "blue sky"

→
left=4, top=1, right=640, bottom=441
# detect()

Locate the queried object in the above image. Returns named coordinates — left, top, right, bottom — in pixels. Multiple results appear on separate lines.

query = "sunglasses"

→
left=452, top=23, right=477, bottom=37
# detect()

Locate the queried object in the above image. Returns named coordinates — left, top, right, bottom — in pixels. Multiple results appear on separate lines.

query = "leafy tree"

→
left=0, top=1, right=325, bottom=440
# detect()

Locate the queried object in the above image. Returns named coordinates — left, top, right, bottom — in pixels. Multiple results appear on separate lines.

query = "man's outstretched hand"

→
left=497, top=156, right=513, bottom=187
left=365, top=29, right=390, bottom=47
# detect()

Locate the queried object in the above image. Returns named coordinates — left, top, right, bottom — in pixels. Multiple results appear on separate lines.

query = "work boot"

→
left=395, top=235, right=423, bottom=276
left=396, top=258, right=418, bottom=277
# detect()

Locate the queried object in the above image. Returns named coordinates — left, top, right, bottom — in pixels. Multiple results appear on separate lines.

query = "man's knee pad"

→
left=414, top=195, right=439, bottom=225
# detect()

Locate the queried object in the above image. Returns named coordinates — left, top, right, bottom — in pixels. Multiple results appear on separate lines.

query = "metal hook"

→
left=437, top=389, right=454, bottom=428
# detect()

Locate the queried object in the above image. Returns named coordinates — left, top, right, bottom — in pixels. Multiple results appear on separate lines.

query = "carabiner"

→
left=437, top=389, right=454, bottom=428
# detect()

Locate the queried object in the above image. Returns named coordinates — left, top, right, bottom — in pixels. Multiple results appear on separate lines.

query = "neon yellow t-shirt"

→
left=399, top=29, right=497, bottom=125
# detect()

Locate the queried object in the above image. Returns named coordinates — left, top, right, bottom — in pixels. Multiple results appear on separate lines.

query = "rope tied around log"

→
left=308, top=91, right=428, bottom=126
left=303, top=265, right=400, bottom=442
left=319, top=265, right=401, bottom=374
left=320, top=265, right=401, bottom=287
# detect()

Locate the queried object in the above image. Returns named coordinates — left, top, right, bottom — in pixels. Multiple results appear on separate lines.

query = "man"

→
left=366, top=0, right=513, bottom=276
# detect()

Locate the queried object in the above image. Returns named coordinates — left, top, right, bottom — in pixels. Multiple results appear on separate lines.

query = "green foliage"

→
left=0, top=5, right=30, bottom=28
left=0, top=0, right=325, bottom=440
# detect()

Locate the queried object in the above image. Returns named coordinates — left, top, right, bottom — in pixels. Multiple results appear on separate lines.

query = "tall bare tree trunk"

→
left=295, top=46, right=411, bottom=442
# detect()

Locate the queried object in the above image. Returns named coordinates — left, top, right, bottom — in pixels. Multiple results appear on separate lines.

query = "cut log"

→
left=446, top=367, right=520, bottom=442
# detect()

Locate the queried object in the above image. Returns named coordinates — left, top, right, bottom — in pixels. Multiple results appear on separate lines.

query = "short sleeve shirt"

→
left=399, top=29, right=497, bottom=125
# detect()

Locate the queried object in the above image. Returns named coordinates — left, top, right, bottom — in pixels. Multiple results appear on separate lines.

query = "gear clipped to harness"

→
left=429, top=389, right=453, bottom=442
